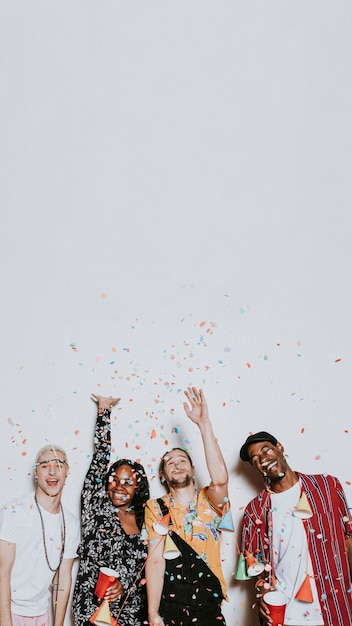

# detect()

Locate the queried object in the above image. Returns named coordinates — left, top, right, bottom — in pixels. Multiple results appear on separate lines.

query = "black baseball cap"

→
left=240, top=431, right=278, bottom=462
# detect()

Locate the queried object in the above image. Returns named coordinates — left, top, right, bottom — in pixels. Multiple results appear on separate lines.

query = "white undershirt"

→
left=0, top=493, right=79, bottom=616
left=270, top=481, right=323, bottom=625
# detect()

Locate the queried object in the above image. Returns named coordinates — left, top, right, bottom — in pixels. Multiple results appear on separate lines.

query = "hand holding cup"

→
left=94, top=567, right=121, bottom=601
left=262, top=590, right=287, bottom=626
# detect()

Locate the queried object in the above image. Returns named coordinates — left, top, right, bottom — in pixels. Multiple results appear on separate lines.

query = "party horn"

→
left=295, top=574, right=314, bottom=603
left=234, top=552, right=251, bottom=580
left=89, top=599, right=117, bottom=625
left=163, top=534, right=181, bottom=560
left=218, top=509, right=234, bottom=532
left=245, top=550, right=265, bottom=576
left=153, top=513, right=170, bottom=535
left=293, top=493, right=313, bottom=519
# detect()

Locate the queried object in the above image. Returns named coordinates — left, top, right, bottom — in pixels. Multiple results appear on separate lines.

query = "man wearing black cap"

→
left=239, top=432, right=352, bottom=626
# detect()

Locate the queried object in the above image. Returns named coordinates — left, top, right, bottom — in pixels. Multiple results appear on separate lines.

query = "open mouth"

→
left=111, top=492, right=128, bottom=501
left=262, top=460, right=277, bottom=472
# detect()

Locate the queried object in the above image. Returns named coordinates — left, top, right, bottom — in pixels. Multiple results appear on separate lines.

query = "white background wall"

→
left=1, top=2, right=352, bottom=624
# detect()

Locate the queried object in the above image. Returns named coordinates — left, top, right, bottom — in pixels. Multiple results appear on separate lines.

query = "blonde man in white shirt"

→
left=0, top=444, right=80, bottom=626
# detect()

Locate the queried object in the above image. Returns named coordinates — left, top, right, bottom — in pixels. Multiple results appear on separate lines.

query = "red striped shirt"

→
left=241, top=473, right=352, bottom=625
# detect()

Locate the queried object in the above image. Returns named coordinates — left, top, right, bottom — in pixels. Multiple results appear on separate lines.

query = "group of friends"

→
left=0, top=387, right=352, bottom=626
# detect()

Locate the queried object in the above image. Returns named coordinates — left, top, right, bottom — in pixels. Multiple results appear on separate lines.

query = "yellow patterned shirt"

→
left=145, top=487, right=228, bottom=600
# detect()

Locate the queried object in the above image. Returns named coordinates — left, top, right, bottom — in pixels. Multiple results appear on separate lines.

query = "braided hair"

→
left=105, top=459, right=150, bottom=532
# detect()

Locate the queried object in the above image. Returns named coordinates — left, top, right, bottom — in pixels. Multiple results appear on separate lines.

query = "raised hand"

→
left=183, top=387, right=209, bottom=426
left=91, top=394, right=120, bottom=410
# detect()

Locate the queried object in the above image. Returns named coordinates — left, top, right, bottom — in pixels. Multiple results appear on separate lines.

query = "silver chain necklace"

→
left=34, top=494, right=66, bottom=572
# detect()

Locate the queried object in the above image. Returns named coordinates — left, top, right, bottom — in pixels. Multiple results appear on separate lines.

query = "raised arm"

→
left=80, top=394, right=120, bottom=511
left=183, top=387, right=228, bottom=509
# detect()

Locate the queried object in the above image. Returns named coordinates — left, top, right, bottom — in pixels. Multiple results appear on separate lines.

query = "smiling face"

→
left=107, top=464, right=138, bottom=509
left=34, top=449, right=69, bottom=499
left=160, top=449, right=195, bottom=489
left=247, top=440, right=289, bottom=483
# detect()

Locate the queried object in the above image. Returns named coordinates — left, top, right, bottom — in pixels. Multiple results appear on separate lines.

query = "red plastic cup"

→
left=94, top=567, right=119, bottom=600
left=264, top=590, right=287, bottom=626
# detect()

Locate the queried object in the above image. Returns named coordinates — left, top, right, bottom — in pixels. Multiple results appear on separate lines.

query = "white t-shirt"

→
left=0, top=492, right=80, bottom=616
left=271, top=481, right=323, bottom=625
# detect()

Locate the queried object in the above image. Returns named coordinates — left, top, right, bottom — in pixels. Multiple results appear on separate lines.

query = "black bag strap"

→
left=156, top=498, right=224, bottom=601
left=157, top=497, right=170, bottom=519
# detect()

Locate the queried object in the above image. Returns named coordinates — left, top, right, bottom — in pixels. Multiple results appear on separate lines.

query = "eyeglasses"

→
left=109, top=476, right=136, bottom=487
left=35, top=459, right=68, bottom=468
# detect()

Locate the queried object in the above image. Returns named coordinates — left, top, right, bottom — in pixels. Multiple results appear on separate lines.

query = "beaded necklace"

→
left=34, top=494, right=66, bottom=572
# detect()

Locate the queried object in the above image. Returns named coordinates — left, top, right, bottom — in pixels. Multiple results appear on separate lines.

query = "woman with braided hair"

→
left=72, top=394, right=150, bottom=626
